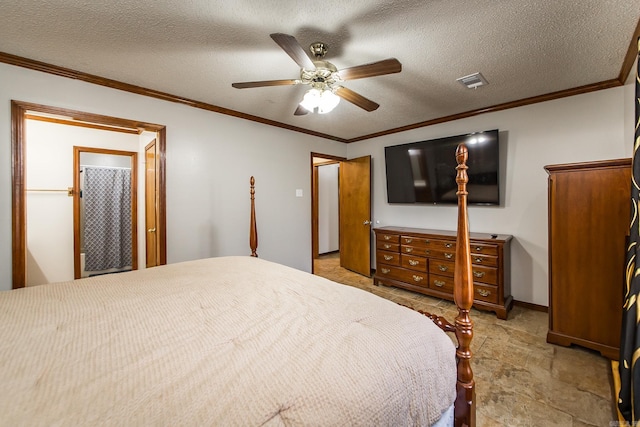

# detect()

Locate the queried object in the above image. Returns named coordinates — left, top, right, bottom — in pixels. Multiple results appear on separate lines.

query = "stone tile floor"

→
left=314, top=252, right=617, bottom=426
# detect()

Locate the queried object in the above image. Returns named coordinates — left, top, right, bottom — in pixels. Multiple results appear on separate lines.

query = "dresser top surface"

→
left=373, top=226, right=512, bottom=243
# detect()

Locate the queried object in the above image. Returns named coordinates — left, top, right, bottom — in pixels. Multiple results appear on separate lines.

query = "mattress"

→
left=0, top=256, right=456, bottom=425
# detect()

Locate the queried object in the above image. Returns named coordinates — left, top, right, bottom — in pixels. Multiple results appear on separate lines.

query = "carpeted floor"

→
left=314, top=252, right=618, bottom=426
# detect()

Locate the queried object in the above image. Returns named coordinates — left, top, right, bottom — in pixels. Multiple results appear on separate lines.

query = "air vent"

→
left=456, top=72, right=488, bottom=89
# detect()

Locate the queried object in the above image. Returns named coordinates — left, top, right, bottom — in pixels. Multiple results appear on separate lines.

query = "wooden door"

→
left=339, top=156, right=372, bottom=276
left=145, top=140, right=159, bottom=268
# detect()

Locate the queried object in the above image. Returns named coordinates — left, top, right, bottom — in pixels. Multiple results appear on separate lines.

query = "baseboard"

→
left=513, top=300, right=548, bottom=313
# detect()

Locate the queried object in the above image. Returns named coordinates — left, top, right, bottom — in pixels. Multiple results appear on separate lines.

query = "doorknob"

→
left=363, top=220, right=372, bottom=225
left=148, top=228, right=156, bottom=233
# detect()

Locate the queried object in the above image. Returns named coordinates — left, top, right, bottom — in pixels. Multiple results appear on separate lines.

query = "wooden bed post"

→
left=250, top=176, right=258, bottom=257
left=453, top=143, right=476, bottom=427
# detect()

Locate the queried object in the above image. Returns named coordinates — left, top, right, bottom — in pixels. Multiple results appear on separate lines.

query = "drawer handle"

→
left=474, top=257, right=483, bottom=263
left=384, top=235, right=392, bottom=240
left=405, top=247, right=413, bottom=253
left=475, top=246, right=483, bottom=252
left=412, top=275, right=423, bottom=282
left=477, top=289, right=491, bottom=297
left=444, top=252, right=453, bottom=259
left=381, top=268, right=390, bottom=274
left=383, top=244, right=391, bottom=249
left=404, top=238, right=413, bottom=243
left=424, top=249, right=430, bottom=255
left=408, top=259, right=420, bottom=266
left=473, top=271, right=485, bottom=278
left=438, top=265, right=448, bottom=272
left=444, top=243, right=453, bottom=248
left=383, top=255, right=393, bottom=261
left=425, top=239, right=430, bottom=243
left=433, top=280, right=445, bottom=287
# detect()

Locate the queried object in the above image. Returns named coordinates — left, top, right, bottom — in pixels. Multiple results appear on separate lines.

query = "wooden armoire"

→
left=545, top=159, right=631, bottom=359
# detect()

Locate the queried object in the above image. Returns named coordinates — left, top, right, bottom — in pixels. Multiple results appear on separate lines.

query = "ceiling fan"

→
left=231, top=33, right=402, bottom=115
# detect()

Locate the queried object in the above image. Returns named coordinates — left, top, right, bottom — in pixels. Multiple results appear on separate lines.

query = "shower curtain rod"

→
left=80, top=165, right=131, bottom=171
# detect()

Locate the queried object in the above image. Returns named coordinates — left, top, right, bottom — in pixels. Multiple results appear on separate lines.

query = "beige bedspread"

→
left=0, top=256, right=456, bottom=426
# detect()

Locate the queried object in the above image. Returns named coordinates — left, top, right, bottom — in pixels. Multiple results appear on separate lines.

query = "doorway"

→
left=311, top=153, right=372, bottom=277
left=11, top=100, right=167, bottom=289
left=73, top=147, right=138, bottom=279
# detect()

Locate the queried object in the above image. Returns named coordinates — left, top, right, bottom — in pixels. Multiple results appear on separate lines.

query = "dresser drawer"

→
left=472, top=265, right=497, bottom=285
left=377, top=242, right=399, bottom=252
left=429, top=274, right=454, bottom=293
left=429, top=248, right=456, bottom=261
left=470, top=242, right=498, bottom=256
left=376, top=250, right=400, bottom=266
left=431, top=239, right=456, bottom=251
left=400, top=236, right=431, bottom=248
left=474, top=283, right=499, bottom=304
left=396, top=268, right=428, bottom=288
left=376, top=264, right=405, bottom=282
left=377, top=264, right=428, bottom=288
left=471, top=253, right=498, bottom=267
left=429, top=259, right=455, bottom=277
left=377, top=233, right=400, bottom=244
left=400, top=254, right=427, bottom=272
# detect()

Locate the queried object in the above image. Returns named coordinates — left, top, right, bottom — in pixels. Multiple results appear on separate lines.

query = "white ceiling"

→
left=0, top=0, right=638, bottom=142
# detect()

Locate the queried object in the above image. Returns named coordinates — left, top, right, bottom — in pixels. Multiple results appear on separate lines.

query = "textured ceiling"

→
left=0, top=0, right=638, bottom=142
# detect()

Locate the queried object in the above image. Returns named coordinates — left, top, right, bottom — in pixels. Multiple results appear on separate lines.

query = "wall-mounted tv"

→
left=384, top=129, right=500, bottom=205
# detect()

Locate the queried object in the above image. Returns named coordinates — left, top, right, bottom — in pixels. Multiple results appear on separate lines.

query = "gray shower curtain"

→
left=83, top=167, right=132, bottom=272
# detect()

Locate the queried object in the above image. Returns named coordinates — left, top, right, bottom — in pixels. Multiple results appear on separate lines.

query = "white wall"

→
left=317, top=163, right=339, bottom=254
left=2, top=61, right=635, bottom=306
left=0, top=62, right=347, bottom=291
left=347, top=83, right=635, bottom=307
left=25, top=120, right=141, bottom=285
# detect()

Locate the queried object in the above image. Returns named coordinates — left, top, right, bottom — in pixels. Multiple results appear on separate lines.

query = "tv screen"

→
left=384, top=129, right=500, bottom=205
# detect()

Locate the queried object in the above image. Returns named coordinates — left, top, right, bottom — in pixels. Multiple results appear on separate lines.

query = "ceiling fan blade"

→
left=232, top=79, right=298, bottom=89
left=270, top=33, right=316, bottom=70
left=337, top=58, right=402, bottom=80
left=335, top=87, right=379, bottom=112
left=294, top=105, right=309, bottom=116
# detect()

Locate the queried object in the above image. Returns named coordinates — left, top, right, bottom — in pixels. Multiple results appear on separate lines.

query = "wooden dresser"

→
left=545, top=159, right=631, bottom=359
left=373, top=226, right=513, bottom=319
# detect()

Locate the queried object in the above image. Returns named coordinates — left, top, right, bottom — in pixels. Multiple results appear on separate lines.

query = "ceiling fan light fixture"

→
left=318, top=90, right=340, bottom=114
left=299, top=88, right=340, bottom=114
left=300, top=88, right=321, bottom=112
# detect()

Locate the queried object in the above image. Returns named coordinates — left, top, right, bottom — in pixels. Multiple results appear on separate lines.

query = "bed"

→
left=0, top=145, right=475, bottom=426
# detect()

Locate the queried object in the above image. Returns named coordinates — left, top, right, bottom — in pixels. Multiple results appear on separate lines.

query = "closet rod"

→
left=26, top=188, right=74, bottom=196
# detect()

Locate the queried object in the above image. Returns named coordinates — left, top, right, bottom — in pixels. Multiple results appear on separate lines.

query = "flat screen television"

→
left=384, top=129, right=500, bottom=205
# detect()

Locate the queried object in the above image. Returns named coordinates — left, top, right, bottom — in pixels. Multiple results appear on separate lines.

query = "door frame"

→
left=73, top=146, right=138, bottom=279
left=310, top=152, right=346, bottom=274
left=145, top=139, right=160, bottom=268
left=11, top=100, right=167, bottom=289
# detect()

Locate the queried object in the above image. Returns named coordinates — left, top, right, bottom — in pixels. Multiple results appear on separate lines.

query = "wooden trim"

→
left=11, top=100, right=167, bottom=289
left=513, top=300, right=548, bottom=313
left=312, top=166, right=319, bottom=261
left=11, top=101, right=26, bottom=289
left=544, top=158, right=632, bottom=173
left=618, top=18, right=640, bottom=84
left=26, top=114, right=140, bottom=134
left=310, top=152, right=347, bottom=275
left=3, top=43, right=635, bottom=144
left=345, top=79, right=621, bottom=143
left=0, top=52, right=347, bottom=143
left=156, top=127, right=167, bottom=265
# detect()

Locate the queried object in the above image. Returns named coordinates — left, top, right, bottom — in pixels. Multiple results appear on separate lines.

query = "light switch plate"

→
left=295, top=189, right=303, bottom=197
